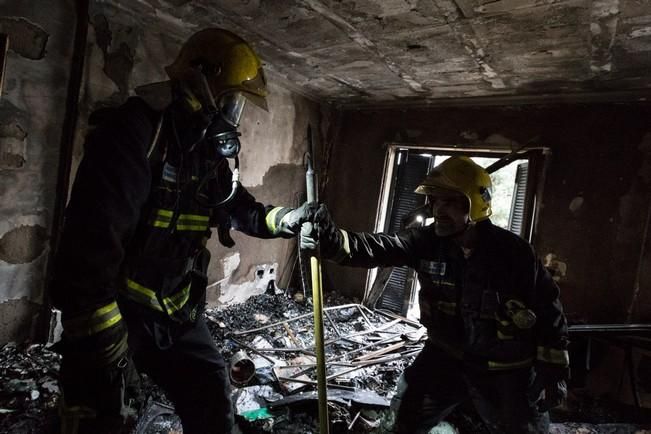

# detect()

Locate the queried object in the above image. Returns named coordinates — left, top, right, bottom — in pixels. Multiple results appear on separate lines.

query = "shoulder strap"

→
left=146, top=112, right=164, bottom=160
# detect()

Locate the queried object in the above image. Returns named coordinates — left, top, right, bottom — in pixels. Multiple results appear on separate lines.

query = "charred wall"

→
left=323, top=103, right=651, bottom=324
left=0, top=1, right=74, bottom=343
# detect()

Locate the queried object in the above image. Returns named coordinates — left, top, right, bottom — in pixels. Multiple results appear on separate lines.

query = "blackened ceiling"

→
left=98, top=0, right=651, bottom=107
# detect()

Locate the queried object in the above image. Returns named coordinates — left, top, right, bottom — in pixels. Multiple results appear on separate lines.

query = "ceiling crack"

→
left=298, top=0, right=430, bottom=94
left=430, top=0, right=507, bottom=89
left=590, top=0, right=620, bottom=76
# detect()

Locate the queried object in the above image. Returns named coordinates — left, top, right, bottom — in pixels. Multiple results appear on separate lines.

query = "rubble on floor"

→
left=2, top=292, right=651, bottom=433
left=206, top=292, right=425, bottom=433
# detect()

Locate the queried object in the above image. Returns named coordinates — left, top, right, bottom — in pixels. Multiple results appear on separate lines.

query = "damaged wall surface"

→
left=0, top=1, right=74, bottom=343
left=323, top=103, right=651, bottom=324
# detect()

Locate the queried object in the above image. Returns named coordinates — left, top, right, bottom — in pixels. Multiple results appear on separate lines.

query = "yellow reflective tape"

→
left=63, top=301, right=123, bottom=337
left=537, top=346, right=570, bottom=366
left=438, top=281, right=456, bottom=287
left=177, top=214, right=209, bottom=222
left=126, top=279, right=157, bottom=298
left=155, top=209, right=174, bottom=217
left=93, top=301, right=118, bottom=318
left=121, top=290, right=165, bottom=312
left=163, top=284, right=191, bottom=314
left=265, top=207, right=284, bottom=233
left=121, top=290, right=164, bottom=312
left=151, top=220, right=208, bottom=231
left=487, top=357, right=534, bottom=370
left=124, top=279, right=165, bottom=312
left=89, top=313, right=122, bottom=335
left=176, top=224, right=208, bottom=231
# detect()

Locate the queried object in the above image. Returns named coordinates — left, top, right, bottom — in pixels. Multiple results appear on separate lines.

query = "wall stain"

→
left=0, top=100, right=28, bottom=169
left=0, top=225, right=48, bottom=264
left=0, top=17, right=49, bottom=60
left=0, top=298, right=40, bottom=343
left=92, top=14, right=136, bottom=97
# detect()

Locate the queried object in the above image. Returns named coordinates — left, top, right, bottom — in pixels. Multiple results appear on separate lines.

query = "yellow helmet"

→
left=165, top=28, right=268, bottom=114
left=415, top=156, right=492, bottom=222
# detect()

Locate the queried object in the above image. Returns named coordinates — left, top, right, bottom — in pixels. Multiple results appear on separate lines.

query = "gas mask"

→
left=204, top=114, right=242, bottom=159
left=192, top=86, right=249, bottom=208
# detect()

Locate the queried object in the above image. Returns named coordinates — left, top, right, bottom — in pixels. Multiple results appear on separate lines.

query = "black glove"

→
left=58, top=323, right=140, bottom=433
left=312, top=204, right=345, bottom=259
left=527, top=362, right=569, bottom=412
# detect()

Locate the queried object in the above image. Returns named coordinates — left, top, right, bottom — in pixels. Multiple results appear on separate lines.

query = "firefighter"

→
left=52, top=28, right=311, bottom=434
left=308, top=156, right=569, bottom=433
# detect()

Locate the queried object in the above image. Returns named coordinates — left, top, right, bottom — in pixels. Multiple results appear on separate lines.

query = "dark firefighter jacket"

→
left=330, top=220, right=569, bottom=370
left=52, top=97, right=290, bottom=341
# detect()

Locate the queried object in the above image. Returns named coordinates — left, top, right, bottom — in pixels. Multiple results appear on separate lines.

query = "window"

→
left=366, top=145, right=546, bottom=318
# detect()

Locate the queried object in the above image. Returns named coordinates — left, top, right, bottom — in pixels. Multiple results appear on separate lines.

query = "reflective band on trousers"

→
left=62, top=301, right=122, bottom=338
left=150, top=209, right=209, bottom=232
left=122, top=278, right=191, bottom=316
left=537, top=346, right=570, bottom=366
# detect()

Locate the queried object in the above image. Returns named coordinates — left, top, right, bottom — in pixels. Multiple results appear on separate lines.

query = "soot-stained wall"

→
left=0, top=1, right=74, bottom=343
left=324, top=103, right=651, bottom=324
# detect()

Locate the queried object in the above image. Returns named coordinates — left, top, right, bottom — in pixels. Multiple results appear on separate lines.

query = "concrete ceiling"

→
left=104, top=0, right=651, bottom=107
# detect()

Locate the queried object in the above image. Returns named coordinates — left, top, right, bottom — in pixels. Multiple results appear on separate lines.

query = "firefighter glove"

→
left=527, top=362, right=569, bottom=412
left=267, top=202, right=317, bottom=237
left=312, top=203, right=346, bottom=259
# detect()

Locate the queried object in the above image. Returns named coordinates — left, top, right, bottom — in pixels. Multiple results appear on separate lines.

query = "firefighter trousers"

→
left=393, top=343, right=549, bottom=434
left=125, top=311, right=234, bottom=434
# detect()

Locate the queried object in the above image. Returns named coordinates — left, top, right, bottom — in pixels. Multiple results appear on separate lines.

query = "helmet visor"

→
left=220, top=92, right=247, bottom=127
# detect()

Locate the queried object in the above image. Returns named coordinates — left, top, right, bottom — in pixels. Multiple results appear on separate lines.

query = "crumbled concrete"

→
left=0, top=17, right=49, bottom=60
left=0, top=225, right=48, bottom=265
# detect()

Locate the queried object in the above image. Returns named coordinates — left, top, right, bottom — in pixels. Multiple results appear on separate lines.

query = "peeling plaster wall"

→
left=205, top=88, right=323, bottom=307
left=73, top=5, right=326, bottom=310
left=0, top=1, right=74, bottom=343
left=325, top=103, right=651, bottom=324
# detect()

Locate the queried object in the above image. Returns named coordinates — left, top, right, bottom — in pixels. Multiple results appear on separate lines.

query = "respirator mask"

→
left=190, top=67, right=249, bottom=208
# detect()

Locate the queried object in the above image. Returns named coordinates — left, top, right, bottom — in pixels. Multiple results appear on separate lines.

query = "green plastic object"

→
left=241, top=407, right=273, bottom=421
